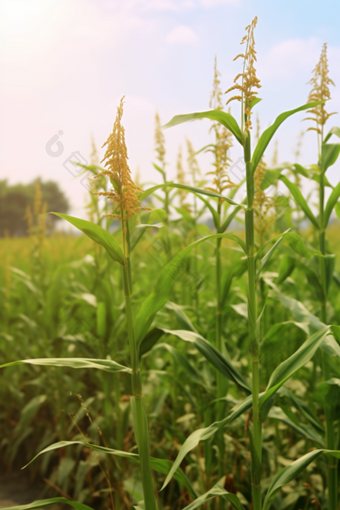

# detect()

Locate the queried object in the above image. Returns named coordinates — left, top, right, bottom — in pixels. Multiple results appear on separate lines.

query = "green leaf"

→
left=153, top=342, right=204, bottom=386
left=252, top=102, right=323, bottom=174
left=162, top=329, right=251, bottom=393
left=153, top=162, right=166, bottom=177
left=263, top=449, right=340, bottom=510
left=165, top=301, right=198, bottom=332
left=324, top=126, right=340, bottom=143
left=135, top=233, right=246, bottom=344
left=51, top=213, right=124, bottom=264
left=324, top=180, right=340, bottom=228
left=139, top=328, right=165, bottom=358
left=162, top=395, right=254, bottom=490
left=24, top=440, right=197, bottom=500
left=0, top=498, right=95, bottom=510
left=268, top=406, right=324, bottom=446
left=219, top=205, right=242, bottom=233
left=130, top=223, right=163, bottom=252
left=164, top=109, right=244, bottom=146
left=259, top=327, right=330, bottom=408
left=277, top=255, right=295, bottom=284
left=321, top=143, right=340, bottom=172
left=0, top=358, right=132, bottom=374
left=182, top=481, right=246, bottom=510
left=249, top=97, right=262, bottom=109
left=257, top=232, right=320, bottom=275
left=139, top=183, right=242, bottom=207
left=278, top=175, right=319, bottom=228
left=195, top=193, right=220, bottom=229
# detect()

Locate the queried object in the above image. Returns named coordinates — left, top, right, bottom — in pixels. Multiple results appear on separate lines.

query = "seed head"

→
left=254, top=116, right=276, bottom=241
left=155, top=111, right=166, bottom=168
left=225, top=17, right=261, bottom=132
left=305, top=43, right=336, bottom=133
left=176, top=145, right=188, bottom=207
left=206, top=58, right=235, bottom=195
left=34, top=180, right=42, bottom=218
left=210, top=56, right=223, bottom=111
left=96, top=97, right=149, bottom=221
left=186, top=139, right=201, bottom=184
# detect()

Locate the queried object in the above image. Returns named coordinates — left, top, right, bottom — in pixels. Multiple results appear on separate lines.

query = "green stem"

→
left=122, top=217, right=158, bottom=510
left=215, top=203, right=226, bottom=483
left=319, top=172, right=338, bottom=510
left=163, top=173, right=172, bottom=261
left=244, top=133, right=262, bottom=510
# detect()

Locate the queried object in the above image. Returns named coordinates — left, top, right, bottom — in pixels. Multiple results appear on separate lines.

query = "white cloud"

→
left=200, top=0, right=238, bottom=6
left=121, top=0, right=195, bottom=12
left=165, top=25, right=198, bottom=45
left=259, top=38, right=322, bottom=80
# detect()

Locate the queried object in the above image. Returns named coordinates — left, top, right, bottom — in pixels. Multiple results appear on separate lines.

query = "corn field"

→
left=1, top=16, right=340, bottom=510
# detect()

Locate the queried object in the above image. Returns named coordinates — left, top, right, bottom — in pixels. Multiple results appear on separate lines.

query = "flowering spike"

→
left=305, top=43, right=336, bottom=132
left=100, top=97, right=143, bottom=221
left=225, top=16, right=261, bottom=132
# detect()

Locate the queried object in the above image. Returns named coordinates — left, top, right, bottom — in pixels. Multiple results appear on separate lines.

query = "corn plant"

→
left=2, top=17, right=340, bottom=510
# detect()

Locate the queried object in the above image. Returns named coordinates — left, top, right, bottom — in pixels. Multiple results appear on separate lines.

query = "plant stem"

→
left=318, top=172, right=338, bottom=510
left=244, top=133, right=262, bottom=510
left=216, top=203, right=226, bottom=482
left=122, top=216, right=158, bottom=510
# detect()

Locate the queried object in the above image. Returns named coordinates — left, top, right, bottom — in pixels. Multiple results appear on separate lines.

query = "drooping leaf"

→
left=130, top=223, right=163, bottom=252
left=23, top=440, right=197, bottom=499
left=268, top=406, right=324, bottom=446
left=219, top=205, right=243, bottom=233
left=278, top=176, right=319, bottom=228
left=164, top=109, right=244, bottom=146
left=162, top=395, right=254, bottom=490
left=153, top=162, right=166, bottom=178
left=324, top=180, right=340, bottom=228
left=182, top=481, right=246, bottom=510
left=165, top=302, right=198, bottom=332
left=0, top=358, right=132, bottom=374
left=321, top=143, right=340, bottom=172
left=263, top=449, right=340, bottom=510
left=135, top=233, right=246, bottom=344
left=277, top=255, right=295, bottom=284
left=139, top=183, right=242, bottom=207
left=153, top=342, right=204, bottom=386
left=324, top=126, right=340, bottom=143
left=51, top=213, right=124, bottom=264
left=252, top=102, right=323, bottom=175
left=162, top=329, right=251, bottom=393
left=279, top=387, right=324, bottom=434
left=259, top=327, right=330, bottom=408
left=139, top=328, right=165, bottom=358
left=0, top=498, right=95, bottom=510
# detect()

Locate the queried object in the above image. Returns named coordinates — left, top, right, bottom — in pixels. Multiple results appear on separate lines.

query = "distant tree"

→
left=0, top=179, right=69, bottom=237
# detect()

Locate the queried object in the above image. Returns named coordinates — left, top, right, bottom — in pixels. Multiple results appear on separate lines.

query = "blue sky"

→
left=1, top=0, right=340, bottom=216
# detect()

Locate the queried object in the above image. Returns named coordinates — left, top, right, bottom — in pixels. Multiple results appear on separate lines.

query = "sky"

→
left=1, top=0, right=340, bottom=218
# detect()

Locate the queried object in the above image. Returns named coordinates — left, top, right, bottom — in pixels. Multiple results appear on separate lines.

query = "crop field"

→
left=1, top=12, right=340, bottom=510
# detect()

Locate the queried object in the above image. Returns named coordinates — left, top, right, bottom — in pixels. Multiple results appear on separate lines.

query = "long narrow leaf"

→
left=182, top=482, right=246, bottom=510
left=278, top=175, right=319, bottom=228
left=162, top=329, right=251, bottom=393
left=252, top=102, right=323, bottom=174
left=0, top=499, right=95, bottom=510
left=263, top=449, right=340, bottom=510
left=259, top=327, right=330, bottom=408
left=51, top=213, right=124, bottom=264
left=0, top=358, right=132, bottom=374
left=162, top=395, right=254, bottom=490
left=163, top=109, right=244, bottom=146
left=135, top=233, right=246, bottom=344
left=24, top=440, right=197, bottom=499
